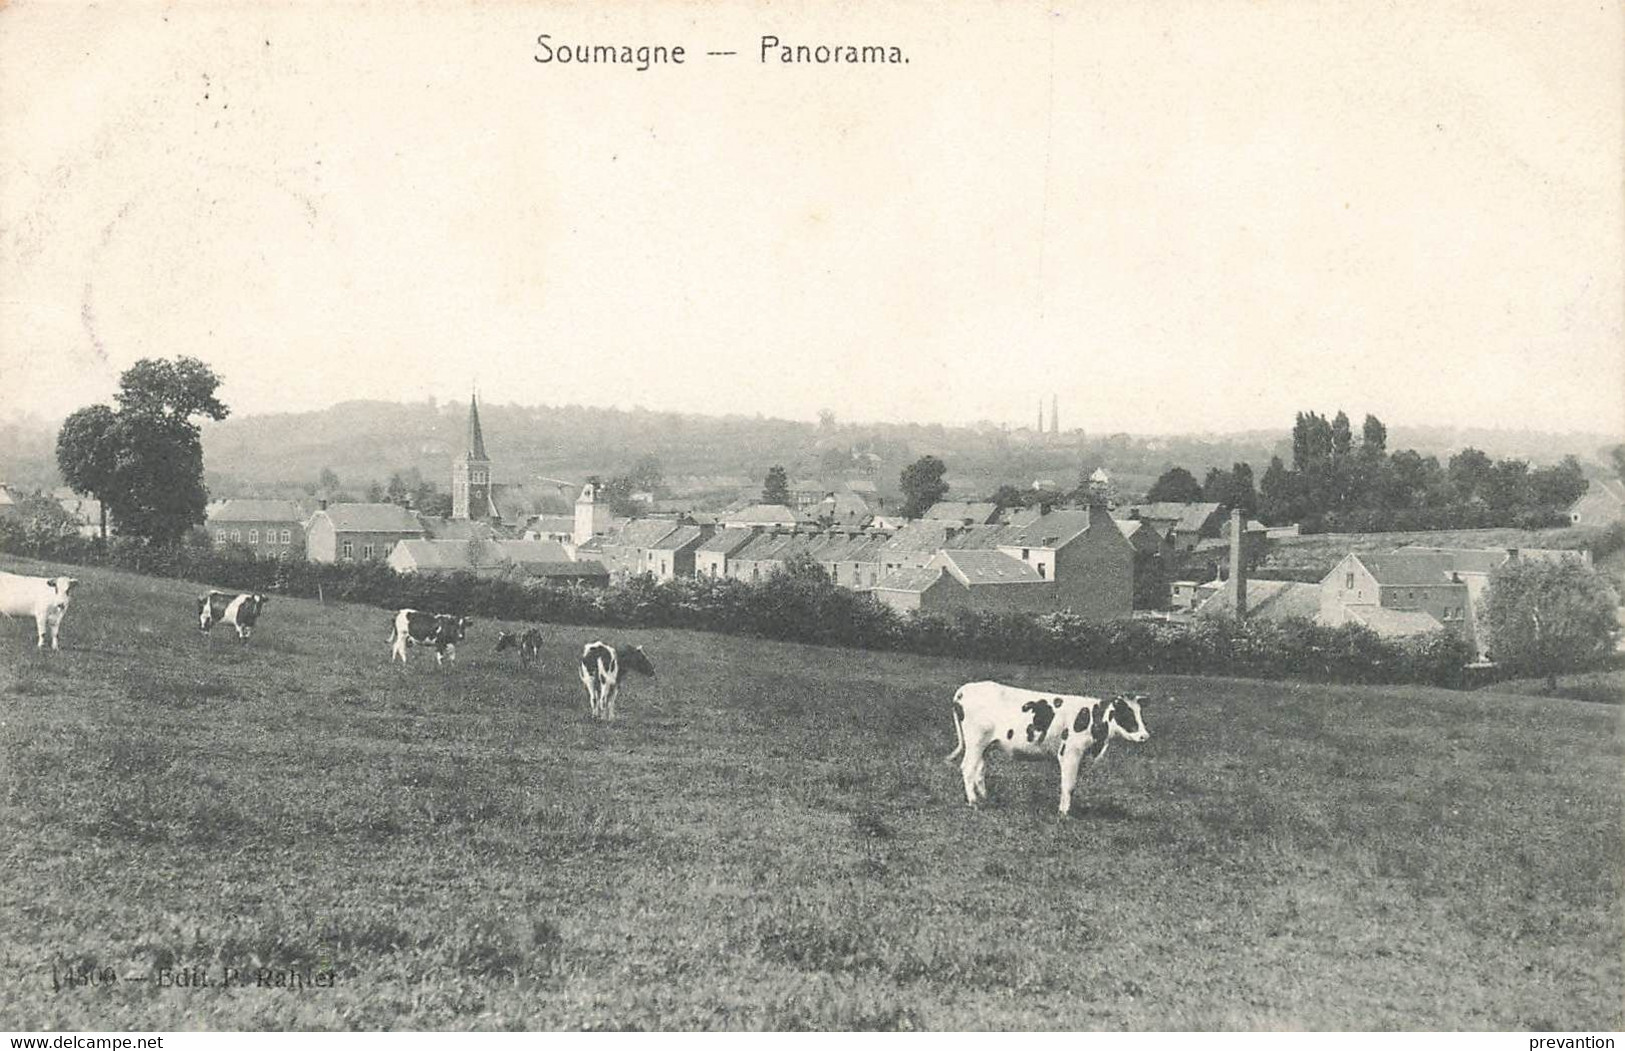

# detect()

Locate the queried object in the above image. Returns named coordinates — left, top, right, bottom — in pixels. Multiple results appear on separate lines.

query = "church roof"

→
left=466, top=393, right=490, bottom=462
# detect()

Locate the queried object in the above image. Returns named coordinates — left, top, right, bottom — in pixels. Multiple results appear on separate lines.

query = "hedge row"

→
left=1300, top=506, right=1571, bottom=535
left=1, top=528, right=1476, bottom=688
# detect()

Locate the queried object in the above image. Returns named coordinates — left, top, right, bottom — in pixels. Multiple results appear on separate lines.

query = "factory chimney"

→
left=1051, top=394, right=1059, bottom=434
left=1229, top=507, right=1248, bottom=619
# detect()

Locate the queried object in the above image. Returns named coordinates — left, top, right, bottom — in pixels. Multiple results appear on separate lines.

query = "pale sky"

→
left=1, top=1, right=1621, bottom=436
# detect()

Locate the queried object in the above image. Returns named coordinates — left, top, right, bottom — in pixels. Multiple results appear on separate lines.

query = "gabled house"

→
left=594, top=519, right=683, bottom=579
left=871, top=566, right=970, bottom=613
left=720, top=503, right=803, bottom=529
left=1568, top=479, right=1625, bottom=528
left=1125, top=502, right=1226, bottom=552
left=927, top=549, right=1052, bottom=611
left=921, top=501, right=999, bottom=526
left=643, top=525, right=708, bottom=581
left=695, top=529, right=756, bottom=579
left=306, top=503, right=425, bottom=563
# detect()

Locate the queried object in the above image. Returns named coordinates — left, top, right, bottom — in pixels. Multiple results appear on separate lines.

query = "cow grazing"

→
left=0, top=572, right=78, bottom=650
left=495, top=627, right=545, bottom=665
left=946, top=680, right=1150, bottom=815
left=389, top=609, right=472, bottom=665
left=197, top=591, right=269, bottom=643
left=578, top=640, right=654, bottom=721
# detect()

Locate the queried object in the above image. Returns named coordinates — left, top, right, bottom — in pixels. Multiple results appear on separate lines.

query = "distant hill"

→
left=0, top=398, right=1616, bottom=505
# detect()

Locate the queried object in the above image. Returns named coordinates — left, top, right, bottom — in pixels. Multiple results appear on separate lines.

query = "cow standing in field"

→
left=578, top=641, right=654, bottom=721
left=0, top=572, right=78, bottom=650
left=495, top=627, right=545, bottom=666
left=946, top=680, right=1150, bottom=815
left=197, top=591, right=269, bottom=643
left=389, top=609, right=472, bottom=666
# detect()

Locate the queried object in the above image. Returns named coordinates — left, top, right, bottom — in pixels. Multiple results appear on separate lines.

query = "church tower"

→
left=451, top=393, right=496, bottom=520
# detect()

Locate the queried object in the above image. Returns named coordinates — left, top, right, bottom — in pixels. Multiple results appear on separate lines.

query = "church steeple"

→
left=466, top=392, right=490, bottom=462
left=452, top=392, right=495, bottom=520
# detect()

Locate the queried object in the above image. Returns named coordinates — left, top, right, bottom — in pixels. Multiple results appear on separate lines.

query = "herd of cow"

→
left=2, top=568, right=1151, bottom=812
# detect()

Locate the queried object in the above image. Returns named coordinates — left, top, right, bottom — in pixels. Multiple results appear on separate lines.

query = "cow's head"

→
left=51, top=577, right=79, bottom=597
left=620, top=644, right=656, bottom=677
left=248, top=594, right=269, bottom=613
left=495, top=630, right=518, bottom=652
left=1106, top=694, right=1150, bottom=743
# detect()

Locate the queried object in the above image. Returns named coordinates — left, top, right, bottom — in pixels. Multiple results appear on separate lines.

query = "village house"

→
left=1568, top=478, right=1625, bottom=528
left=305, top=502, right=425, bottom=563
left=720, top=503, right=804, bottom=529
left=921, top=501, right=999, bottom=526
left=727, top=531, right=815, bottom=582
left=1125, top=502, right=1226, bottom=552
left=1318, top=546, right=1590, bottom=658
left=926, top=549, right=1052, bottom=611
left=54, top=490, right=104, bottom=539
left=206, top=499, right=307, bottom=558
left=589, top=519, right=684, bottom=579
left=643, top=525, right=709, bottom=581
left=871, top=566, right=970, bottom=613
left=524, top=515, right=577, bottom=544
left=695, top=528, right=756, bottom=578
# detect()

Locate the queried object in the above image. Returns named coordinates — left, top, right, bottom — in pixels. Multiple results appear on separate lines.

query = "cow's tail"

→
left=944, top=688, right=966, bottom=765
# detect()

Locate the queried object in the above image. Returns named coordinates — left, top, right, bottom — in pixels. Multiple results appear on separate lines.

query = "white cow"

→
left=0, top=571, right=79, bottom=650
left=946, top=680, right=1150, bottom=814
left=578, top=641, right=655, bottom=721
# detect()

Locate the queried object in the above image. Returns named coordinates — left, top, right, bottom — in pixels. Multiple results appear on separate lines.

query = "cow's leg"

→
left=49, top=612, right=63, bottom=650
left=34, top=612, right=48, bottom=649
left=1056, top=744, right=1086, bottom=815
left=392, top=636, right=407, bottom=663
left=603, top=682, right=617, bottom=722
left=959, top=734, right=988, bottom=806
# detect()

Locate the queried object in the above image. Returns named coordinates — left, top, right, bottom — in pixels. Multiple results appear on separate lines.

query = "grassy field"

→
left=1, top=555, right=1621, bottom=1030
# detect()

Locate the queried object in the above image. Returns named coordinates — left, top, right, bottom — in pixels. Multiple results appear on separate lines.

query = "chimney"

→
left=1229, top=507, right=1248, bottom=619
left=1505, top=547, right=1520, bottom=563
left=1051, top=394, right=1059, bottom=434
left=319, top=498, right=328, bottom=511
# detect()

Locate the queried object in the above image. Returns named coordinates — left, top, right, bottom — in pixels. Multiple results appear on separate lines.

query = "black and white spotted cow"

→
left=389, top=609, right=472, bottom=666
left=945, top=680, right=1150, bottom=814
left=0, top=571, right=78, bottom=650
left=495, top=627, right=545, bottom=665
left=578, top=640, right=654, bottom=721
left=197, top=591, right=269, bottom=643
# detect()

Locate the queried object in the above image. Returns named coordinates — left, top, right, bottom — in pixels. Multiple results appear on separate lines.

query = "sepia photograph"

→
left=1, top=0, right=1621, bottom=1035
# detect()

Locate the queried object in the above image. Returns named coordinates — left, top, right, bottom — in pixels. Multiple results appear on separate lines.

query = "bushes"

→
left=4, top=530, right=1480, bottom=688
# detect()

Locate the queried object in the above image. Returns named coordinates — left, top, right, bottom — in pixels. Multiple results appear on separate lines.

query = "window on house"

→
left=363, top=544, right=375, bottom=559
left=342, top=541, right=354, bottom=559
left=248, top=530, right=258, bottom=544
left=1022, top=548, right=1030, bottom=560
left=232, top=530, right=241, bottom=542
left=1038, top=564, right=1046, bottom=579
left=281, top=529, right=291, bottom=544
left=1345, top=572, right=1354, bottom=590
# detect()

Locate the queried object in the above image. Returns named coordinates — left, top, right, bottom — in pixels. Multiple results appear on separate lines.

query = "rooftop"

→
left=318, top=503, right=425, bottom=533
left=207, top=499, right=306, bottom=524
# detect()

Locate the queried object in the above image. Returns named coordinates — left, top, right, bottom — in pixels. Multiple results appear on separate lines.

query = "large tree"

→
left=762, top=465, right=791, bottom=506
left=55, top=404, right=121, bottom=539
left=55, top=356, right=229, bottom=543
left=1479, top=559, right=1620, bottom=692
left=1145, top=466, right=1203, bottom=504
left=899, top=455, right=949, bottom=518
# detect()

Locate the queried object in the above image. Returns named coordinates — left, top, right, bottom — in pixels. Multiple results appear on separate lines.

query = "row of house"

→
left=1188, top=544, right=1593, bottom=661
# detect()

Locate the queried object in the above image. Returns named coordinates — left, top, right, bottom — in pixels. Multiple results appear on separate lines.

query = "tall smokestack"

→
left=1051, top=394, right=1059, bottom=434
left=1038, top=398, right=1044, bottom=433
left=1230, top=507, right=1247, bottom=619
